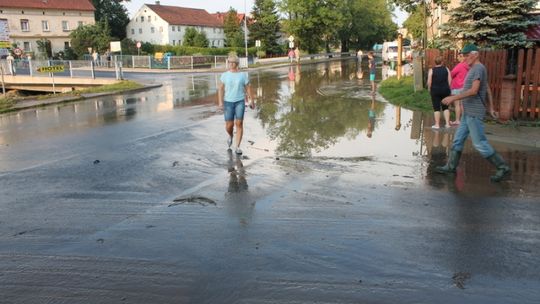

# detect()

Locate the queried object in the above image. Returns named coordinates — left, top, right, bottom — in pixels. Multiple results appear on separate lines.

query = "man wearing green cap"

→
left=435, top=43, right=510, bottom=182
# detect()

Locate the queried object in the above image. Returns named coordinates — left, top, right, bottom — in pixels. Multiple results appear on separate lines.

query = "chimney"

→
left=155, top=1, right=160, bottom=4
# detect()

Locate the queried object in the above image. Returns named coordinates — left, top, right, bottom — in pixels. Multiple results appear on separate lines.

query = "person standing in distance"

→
left=218, top=53, right=254, bottom=155
left=436, top=44, right=510, bottom=182
left=368, top=51, right=376, bottom=95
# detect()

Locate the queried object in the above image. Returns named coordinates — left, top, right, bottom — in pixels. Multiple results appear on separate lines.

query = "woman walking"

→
left=218, top=54, right=254, bottom=155
left=427, top=56, right=452, bottom=129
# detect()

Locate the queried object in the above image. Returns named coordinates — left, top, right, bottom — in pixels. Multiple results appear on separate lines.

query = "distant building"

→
left=426, top=0, right=460, bottom=42
left=212, top=11, right=251, bottom=39
left=0, top=0, right=95, bottom=55
left=127, top=2, right=224, bottom=47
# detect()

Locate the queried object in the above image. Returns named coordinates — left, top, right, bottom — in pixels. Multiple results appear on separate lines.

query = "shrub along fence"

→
left=425, top=48, right=539, bottom=121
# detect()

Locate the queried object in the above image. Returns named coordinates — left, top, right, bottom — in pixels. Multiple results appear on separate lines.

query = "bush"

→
left=150, top=45, right=259, bottom=57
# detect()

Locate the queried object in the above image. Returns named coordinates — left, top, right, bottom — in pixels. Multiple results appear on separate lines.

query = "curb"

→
left=4, top=83, right=162, bottom=113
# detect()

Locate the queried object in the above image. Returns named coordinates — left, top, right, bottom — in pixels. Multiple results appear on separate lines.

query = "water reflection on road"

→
left=1, top=59, right=539, bottom=197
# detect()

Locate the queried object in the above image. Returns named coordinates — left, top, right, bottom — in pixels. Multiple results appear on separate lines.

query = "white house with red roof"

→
left=127, top=2, right=225, bottom=47
left=0, top=0, right=95, bottom=55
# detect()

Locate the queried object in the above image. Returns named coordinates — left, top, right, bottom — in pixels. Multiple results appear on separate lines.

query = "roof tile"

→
left=146, top=4, right=222, bottom=27
left=0, top=0, right=95, bottom=11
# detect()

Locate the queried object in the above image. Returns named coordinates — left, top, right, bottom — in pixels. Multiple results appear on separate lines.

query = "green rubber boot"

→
left=486, top=153, right=511, bottom=182
left=435, top=150, right=462, bottom=174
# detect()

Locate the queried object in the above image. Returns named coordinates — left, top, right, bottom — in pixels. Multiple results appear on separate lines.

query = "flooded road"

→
left=1, top=59, right=539, bottom=303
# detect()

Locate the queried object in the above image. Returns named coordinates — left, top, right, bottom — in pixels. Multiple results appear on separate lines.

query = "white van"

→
left=382, top=41, right=412, bottom=63
left=382, top=41, right=398, bottom=63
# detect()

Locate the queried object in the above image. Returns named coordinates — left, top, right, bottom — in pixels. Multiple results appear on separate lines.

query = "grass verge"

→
left=76, top=80, right=143, bottom=94
left=35, top=80, right=143, bottom=100
left=0, top=97, right=15, bottom=112
left=0, top=80, right=144, bottom=113
left=379, top=76, right=432, bottom=112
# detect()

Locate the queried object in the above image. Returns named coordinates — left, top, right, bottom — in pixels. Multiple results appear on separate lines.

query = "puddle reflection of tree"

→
left=255, top=62, right=385, bottom=157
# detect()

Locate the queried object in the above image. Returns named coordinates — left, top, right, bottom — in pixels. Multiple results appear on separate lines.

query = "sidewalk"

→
left=485, top=122, right=540, bottom=148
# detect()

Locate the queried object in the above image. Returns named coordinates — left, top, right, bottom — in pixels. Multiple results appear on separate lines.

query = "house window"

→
left=64, top=41, right=70, bottom=49
left=78, top=21, right=84, bottom=27
left=42, top=20, right=49, bottom=31
left=139, top=28, right=142, bottom=34
left=173, top=40, right=176, bottom=45
left=172, top=26, right=175, bottom=32
left=151, top=27, right=155, bottom=33
left=159, top=26, right=163, bottom=32
left=20, top=19, right=29, bottom=31
left=62, top=21, right=70, bottom=31
left=141, top=16, right=144, bottom=22
left=23, top=41, right=30, bottom=51
left=131, top=28, right=135, bottom=35
left=148, top=16, right=151, bottom=22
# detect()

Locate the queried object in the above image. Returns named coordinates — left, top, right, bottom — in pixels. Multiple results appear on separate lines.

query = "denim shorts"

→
left=451, top=88, right=463, bottom=95
left=224, top=100, right=245, bottom=121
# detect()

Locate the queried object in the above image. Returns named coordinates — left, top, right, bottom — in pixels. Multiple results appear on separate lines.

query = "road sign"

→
left=136, top=41, right=141, bottom=48
left=37, top=65, right=65, bottom=73
left=255, top=40, right=261, bottom=47
left=288, top=35, right=294, bottom=42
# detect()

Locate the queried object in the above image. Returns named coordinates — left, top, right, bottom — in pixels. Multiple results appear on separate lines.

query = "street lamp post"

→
left=244, top=0, right=248, bottom=60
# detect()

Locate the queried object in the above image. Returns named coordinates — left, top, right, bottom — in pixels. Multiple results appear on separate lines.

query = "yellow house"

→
left=426, top=0, right=460, bottom=42
left=0, top=0, right=95, bottom=56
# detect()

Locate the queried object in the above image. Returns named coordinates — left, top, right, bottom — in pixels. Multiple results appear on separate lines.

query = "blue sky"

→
left=123, top=1, right=407, bottom=27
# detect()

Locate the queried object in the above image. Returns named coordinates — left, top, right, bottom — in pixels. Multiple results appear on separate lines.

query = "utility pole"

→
left=244, top=0, right=249, bottom=60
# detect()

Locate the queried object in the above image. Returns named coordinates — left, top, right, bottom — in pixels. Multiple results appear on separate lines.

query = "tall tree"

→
left=223, top=8, right=245, bottom=47
left=280, top=0, right=346, bottom=53
left=193, top=31, right=210, bottom=48
left=402, top=3, right=425, bottom=40
left=92, top=0, right=130, bottom=40
left=441, top=0, right=537, bottom=48
left=183, top=27, right=198, bottom=46
left=249, top=0, right=281, bottom=54
left=69, top=20, right=112, bottom=58
left=338, top=0, right=397, bottom=51
left=389, top=0, right=449, bottom=47
left=388, top=0, right=449, bottom=13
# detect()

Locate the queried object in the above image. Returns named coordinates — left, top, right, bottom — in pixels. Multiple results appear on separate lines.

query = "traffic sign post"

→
left=37, top=65, right=65, bottom=95
left=13, top=48, right=23, bottom=57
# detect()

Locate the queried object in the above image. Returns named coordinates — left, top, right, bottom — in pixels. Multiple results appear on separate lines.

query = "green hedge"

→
left=151, top=45, right=261, bottom=56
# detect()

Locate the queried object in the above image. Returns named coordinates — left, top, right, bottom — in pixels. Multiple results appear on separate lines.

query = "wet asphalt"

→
left=1, top=60, right=539, bottom=303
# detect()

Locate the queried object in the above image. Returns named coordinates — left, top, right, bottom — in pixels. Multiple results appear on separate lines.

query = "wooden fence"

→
left=425, top=48, right=539, bottom=120
left=515, top=48, right=540, bottom=120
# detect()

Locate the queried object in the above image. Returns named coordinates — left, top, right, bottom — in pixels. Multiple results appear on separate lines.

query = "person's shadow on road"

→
left=225, top=150, right=254, bottom=226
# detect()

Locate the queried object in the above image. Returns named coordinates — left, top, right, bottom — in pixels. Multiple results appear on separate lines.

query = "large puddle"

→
left=1, top=59, right=539, bottom=197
